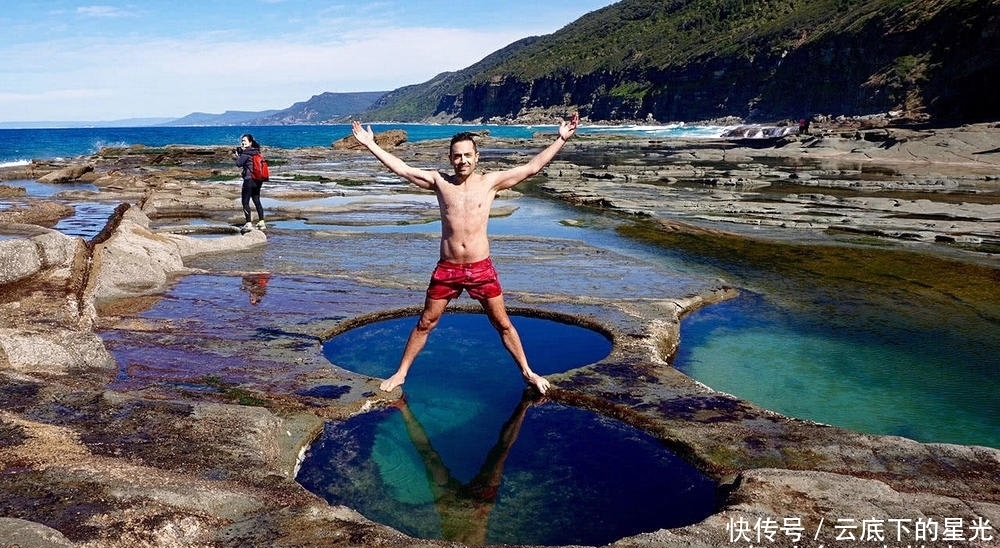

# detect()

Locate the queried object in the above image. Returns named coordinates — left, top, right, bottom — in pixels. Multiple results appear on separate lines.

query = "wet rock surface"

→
left=541, top=122, right=1000, bottom=261
left=1, top=123, right=999, bottom=547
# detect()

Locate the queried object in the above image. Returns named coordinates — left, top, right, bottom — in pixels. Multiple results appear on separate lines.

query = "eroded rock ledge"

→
left=1, top=125, right=998, bottom=547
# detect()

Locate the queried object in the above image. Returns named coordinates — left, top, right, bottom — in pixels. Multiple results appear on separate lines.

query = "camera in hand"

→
left=233, top=146, right=244, bottom=155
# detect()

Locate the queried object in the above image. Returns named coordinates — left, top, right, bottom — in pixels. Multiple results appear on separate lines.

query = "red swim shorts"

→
left=426, top=257, right=503, bottom=301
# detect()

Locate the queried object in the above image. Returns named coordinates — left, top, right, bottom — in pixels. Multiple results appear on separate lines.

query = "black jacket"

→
left=235, top=146, right=260, bottom=182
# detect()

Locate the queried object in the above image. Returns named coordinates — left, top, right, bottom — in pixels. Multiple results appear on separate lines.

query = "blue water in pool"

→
left=1, top=179, right=112, bottom=240
left=299, top=313, right=717, bottom=545
left=676, top=291, right=1000, bottom=448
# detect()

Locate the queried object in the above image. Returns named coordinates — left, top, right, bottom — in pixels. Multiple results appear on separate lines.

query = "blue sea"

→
left=0, top=123, right=728, bottom=166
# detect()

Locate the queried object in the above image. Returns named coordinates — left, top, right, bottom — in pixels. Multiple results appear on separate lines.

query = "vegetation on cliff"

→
left=358, top=0, right=999, bottom=125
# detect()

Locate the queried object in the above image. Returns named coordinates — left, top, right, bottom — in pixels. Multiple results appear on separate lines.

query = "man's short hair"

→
left=450, top=132, right=479, bottom=153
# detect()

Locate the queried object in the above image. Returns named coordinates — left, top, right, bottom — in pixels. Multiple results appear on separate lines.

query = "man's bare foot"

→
left=380, top=373, right=406, bottom=392
left=525, top=372, right=550, bottom=395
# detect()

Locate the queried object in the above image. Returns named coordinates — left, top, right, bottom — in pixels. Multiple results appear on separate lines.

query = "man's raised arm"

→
left=492, top=112, right=579, bottom=191
left=351, top=121, right=438, bottom=190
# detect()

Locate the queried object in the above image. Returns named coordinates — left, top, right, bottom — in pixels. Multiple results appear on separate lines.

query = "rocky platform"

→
left=1, top=122, right=998, bottom=547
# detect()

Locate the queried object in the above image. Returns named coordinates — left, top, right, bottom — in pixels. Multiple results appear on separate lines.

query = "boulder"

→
left=332, top=129, right=408, bottom=151
left=0, top=200, right=74, bottom=226
left=0, top=328, right=113, bottom=374
left=85, top=206, right=266, bottom=308
left=0, top=238, right=42, bottom=285
left=0, top=517, right=74, bottom=548
left=0, top=226, right=82, bottom=285
left=0, top=185, right=26, bottom=197
left=635, top=468, right=1000, bottom=548
left=35, top=164, right=94, bottom=183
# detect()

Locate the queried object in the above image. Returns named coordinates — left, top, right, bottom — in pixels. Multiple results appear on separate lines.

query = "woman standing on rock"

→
left=234, top=133, right=266, bottom=231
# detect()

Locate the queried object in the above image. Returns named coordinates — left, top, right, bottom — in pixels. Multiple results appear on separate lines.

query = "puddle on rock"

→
left=55, top=202, right=118, bottom=239
left=299, top=313, right=716, bottom=545
left=3, top=179, right=113, bottom=240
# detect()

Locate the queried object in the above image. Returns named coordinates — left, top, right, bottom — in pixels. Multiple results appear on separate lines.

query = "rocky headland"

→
left=1, top=120, right=999, bottom=547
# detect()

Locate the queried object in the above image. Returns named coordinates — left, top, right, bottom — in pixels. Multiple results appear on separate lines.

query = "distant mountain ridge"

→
left=0, top=118, right=177, bottom=129
left=357, top=37, right=542, bottom=123
left=160, top=110, right=283, bottom=126
left=0, top=92, right=388, bottom=128
left=253, top=91, right=387, bottom=125
left=160, top=92, right=388, bottom=126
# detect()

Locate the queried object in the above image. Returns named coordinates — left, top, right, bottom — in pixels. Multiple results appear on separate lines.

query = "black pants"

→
left=241, top=178, right=264, bottom=223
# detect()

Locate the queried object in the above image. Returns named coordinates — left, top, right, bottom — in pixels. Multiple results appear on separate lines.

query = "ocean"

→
left=0, top=123, right=729, bottom=166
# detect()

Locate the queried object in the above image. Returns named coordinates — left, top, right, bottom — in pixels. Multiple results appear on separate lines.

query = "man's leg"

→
left=381, top=296, right=449, bottom=392
left=480, top=295, right=550, bottom=394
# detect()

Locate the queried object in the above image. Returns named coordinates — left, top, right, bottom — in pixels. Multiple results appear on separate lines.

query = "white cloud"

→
left=0, top=25, right=528, bottom=120
left=0, top=0, right=616, bottom=121
left=0, top=89, right=115, bottom=102
left=76, top=5, right=135, bottom=18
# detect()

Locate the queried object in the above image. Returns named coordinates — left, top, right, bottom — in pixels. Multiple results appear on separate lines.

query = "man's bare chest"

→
left=437, top=181, right=494, bottom=214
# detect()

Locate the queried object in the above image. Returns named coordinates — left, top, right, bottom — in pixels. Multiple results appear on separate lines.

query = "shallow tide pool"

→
left=298, top=314, right=717, bottom=545
left=676, top=290, right=1000, bottom=449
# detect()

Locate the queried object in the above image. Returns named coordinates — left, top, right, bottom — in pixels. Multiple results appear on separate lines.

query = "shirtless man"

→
left=351, top=113, right=579, bottom=394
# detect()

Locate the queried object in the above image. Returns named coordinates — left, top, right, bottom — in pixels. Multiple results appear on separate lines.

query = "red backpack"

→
left=250, top=153, right=269, bottom=182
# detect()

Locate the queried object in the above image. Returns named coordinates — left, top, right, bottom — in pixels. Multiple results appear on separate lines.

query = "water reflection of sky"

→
left=13, top=179, right=100, bottom=197
left=9, top=179, right=110, bottom=240
left=55, top=202, right=118, bottom=239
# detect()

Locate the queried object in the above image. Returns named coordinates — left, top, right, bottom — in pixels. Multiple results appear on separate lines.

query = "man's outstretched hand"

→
left=351, top=120, right=375, bottom=147
left=559, top=112, right=580, bottom=141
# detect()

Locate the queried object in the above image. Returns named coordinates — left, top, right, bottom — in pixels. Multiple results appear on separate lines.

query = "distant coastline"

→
left=0, top=118, right=176, bottom=130
left=0, top=123, right=736, bottom=165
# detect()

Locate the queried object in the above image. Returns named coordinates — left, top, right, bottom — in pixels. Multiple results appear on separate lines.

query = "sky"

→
left=1, top=0, right=618, bottom=123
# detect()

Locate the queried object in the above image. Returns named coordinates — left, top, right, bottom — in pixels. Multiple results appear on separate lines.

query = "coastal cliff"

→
left=362, top=0, right=1000, bottom=125
left=135, top=0, right=999, bottom=128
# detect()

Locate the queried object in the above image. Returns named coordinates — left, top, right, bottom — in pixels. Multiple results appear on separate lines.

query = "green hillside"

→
left=482, top=0, right=902, bottom=76
left=357, top=37, right=542, bottom=122
left=357, top=0, right=999, bottom=124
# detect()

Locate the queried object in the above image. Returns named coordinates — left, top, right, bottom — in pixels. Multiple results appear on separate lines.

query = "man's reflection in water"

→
left=392, top=391, right=544, bottom=545
left=240, top=273, right=270, bottom=305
